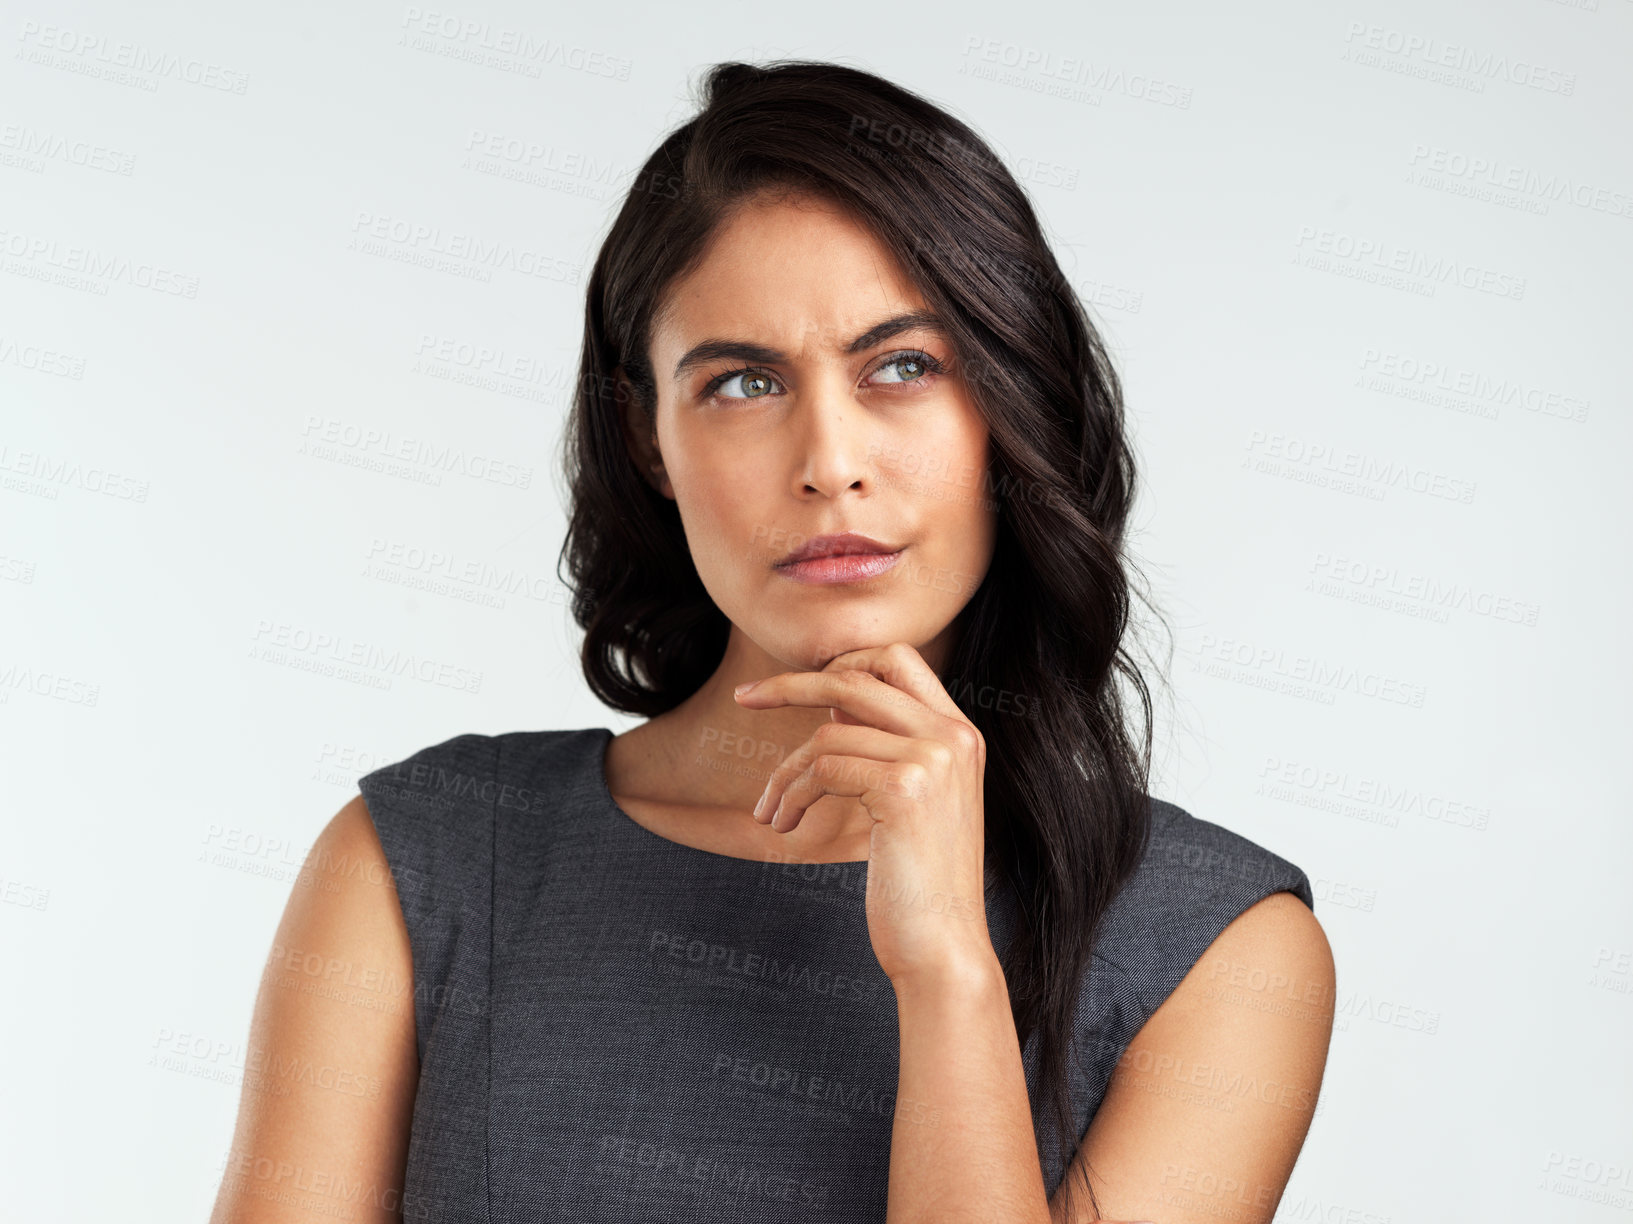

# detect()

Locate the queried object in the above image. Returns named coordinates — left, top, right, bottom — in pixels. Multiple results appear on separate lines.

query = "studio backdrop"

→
left=2, top=1, right=1628, bottom=1219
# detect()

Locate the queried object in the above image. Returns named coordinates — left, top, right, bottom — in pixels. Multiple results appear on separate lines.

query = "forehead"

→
left=651, top=193, right=929, bottom=359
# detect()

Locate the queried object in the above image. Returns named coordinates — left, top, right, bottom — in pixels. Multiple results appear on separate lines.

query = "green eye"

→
left=705, top=368, right=784, bottom=400
left=700, top=349, right=947, bottom=403
left=874, top=355, right=930, bottom=383
left=870, top=350, right=947, bottom=386
left=721, top=372, right=777, bottom=398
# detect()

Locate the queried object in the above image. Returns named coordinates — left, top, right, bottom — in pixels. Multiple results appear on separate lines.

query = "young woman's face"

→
left=638, top=190, right=998, bottom=673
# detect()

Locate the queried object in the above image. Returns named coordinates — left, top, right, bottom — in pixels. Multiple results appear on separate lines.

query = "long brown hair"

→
left=559, top=59, right=1170, bottom=1219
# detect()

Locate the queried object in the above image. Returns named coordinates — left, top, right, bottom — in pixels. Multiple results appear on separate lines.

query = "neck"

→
left=610, top=623, right=958, bottom=851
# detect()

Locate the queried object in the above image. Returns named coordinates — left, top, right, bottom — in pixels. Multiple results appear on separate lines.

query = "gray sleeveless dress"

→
left=355, top=726, right=1314, bottom=1221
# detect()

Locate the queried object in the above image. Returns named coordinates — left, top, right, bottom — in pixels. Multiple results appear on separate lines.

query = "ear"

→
left=614, top=365, right=673, bottom=499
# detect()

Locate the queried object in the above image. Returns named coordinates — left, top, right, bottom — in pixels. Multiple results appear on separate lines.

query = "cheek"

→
left=888, top=416, right=988, bottom=512
left=888, top=388, right=983, bottom=473
left=904, top=418, right=993, bottom=591
left=937, top=495, right=996, bottom=599
left=671, top=464, right=768, bottom=573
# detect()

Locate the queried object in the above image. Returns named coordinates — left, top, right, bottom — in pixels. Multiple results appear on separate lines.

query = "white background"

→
left=2, top=0, right=1629, bottom=1218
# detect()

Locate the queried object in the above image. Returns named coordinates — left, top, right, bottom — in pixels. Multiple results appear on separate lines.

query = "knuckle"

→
left=810, top=721, right=843, bottom=746
left=948, top=719, right=983, bottom=755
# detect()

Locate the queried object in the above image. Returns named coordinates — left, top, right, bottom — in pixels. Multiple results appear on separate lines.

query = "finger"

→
left=770, top=751, right=927, bottom=835
left=735, top=667, right=937, bottom=739
left=821, top=641, right=966, bottom=721
left=755, top=723, right=906, bottom=830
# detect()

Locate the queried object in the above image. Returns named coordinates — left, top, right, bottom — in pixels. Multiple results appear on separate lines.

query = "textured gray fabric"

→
left=355, top=726, right=1314, bottom=1221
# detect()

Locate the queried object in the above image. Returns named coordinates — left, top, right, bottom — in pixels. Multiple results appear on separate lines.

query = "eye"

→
left=700, top=349, right=948, bottom=403
left=869, top=350, right=946, bottom=386
left=705, top=368, right=784, bottom=401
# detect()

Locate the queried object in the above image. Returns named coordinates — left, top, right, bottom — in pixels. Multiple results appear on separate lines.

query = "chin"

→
left=759, top=625, right=921, bottom=673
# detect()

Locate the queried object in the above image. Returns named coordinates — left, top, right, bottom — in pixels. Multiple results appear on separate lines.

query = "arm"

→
left=1050, top=890, right=1337, bottom=1224
left=208, top=795, right=420, bottom=1223
left=887, top=949, right=1053, bottom=1224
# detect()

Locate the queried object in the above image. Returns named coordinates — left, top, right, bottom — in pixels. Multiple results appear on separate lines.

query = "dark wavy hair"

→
left=559, top=58, right=1171, bottom=1220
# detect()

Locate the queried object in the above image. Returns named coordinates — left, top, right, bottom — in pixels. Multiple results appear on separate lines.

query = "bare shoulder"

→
left=1136, top=889, right=1336, bottom=1111
left=1172, top=890, right=1335, bottom=1021
left=208, top=793, right=420, bottom=1224
left=1055, top=891, right=1336, bottom=1223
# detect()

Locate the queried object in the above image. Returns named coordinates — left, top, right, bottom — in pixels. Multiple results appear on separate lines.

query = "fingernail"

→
left=753, top=792, right=766, bottom=819
left=734, top=680, right=757, bottom=696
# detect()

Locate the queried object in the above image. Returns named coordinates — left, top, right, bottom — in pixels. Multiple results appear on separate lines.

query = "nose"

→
left=790, top=380, right=875, bottom=499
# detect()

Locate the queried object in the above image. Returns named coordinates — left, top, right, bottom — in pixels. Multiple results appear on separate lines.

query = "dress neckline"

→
left=587, top=727, right=873, bottom=868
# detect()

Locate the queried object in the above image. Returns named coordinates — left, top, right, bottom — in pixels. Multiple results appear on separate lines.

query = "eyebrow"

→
left=669, top=309, right=946, bottom=382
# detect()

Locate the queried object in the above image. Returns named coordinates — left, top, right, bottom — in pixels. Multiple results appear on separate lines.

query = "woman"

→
left=211, top=60, right=1334, bottom=1224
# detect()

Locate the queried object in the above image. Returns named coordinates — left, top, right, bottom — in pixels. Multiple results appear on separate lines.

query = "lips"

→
left=775, top=532, right=900, bottom=566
